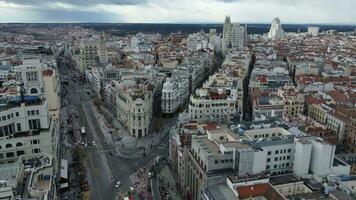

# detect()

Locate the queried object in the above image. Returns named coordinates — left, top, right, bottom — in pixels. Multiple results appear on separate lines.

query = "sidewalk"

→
left=157, top=165, right=183, bottom=200
left=92, top=104, right=176, bottom=158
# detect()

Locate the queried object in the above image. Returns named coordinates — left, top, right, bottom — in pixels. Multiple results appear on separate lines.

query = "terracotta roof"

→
left=202, top=122, right=220, bottom=131
left=305, top=95, right=325, bottom=105
left=236, top=183, right=286, bottom=200
left=42, top=69, right=54, bottom=76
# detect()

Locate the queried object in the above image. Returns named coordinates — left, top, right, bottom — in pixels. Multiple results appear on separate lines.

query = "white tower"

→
left=222, top=16, right=246, bottom=53
left=268, top=17, right=284, bottom=40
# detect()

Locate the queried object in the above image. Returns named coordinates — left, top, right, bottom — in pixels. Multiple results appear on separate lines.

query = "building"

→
left=14, top=59, right=46, bottom=95
left=14, top=59, right=60, bottom=119
left=43, top=69, right=60, bottom=119
left=161, top=75, right=190, bottom=114
left=187, top=73, right=238, bottom=123
left=184, top=126, right=265, bottom=200
left=115, top=79, right=155, bottom=138
left=222, top=16, right=246, bottom=53
left=253, top=96, right=285, bottom=120
left=277, top=86, right=304, bottom=121
left=0, top=95, right=58, bottom=164
left=268, top=17, right=284, bottom=40
left=308, top=26, right=320, bottom=37
left=79, top=40, right=98, bottom=72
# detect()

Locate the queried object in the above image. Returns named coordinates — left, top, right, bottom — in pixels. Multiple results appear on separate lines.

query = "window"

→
left=28, top=119, right=41, bottom=130
left=214, top=160, right=218, bottom=164
left=27, top=111, right=31, bottom=116
left=16, top=142, right=23, bottom=147
left=275, top=150, right=279, bottom=154
left=5, top=144, right=12, bottom=148
left=31, top=110, right=35, bottom=115
left=30, top=88, right=38, bottom=94
left=2, top=116, right=5, bottom=121
left=33, top=148, right=41, bottom=153
left=267, top=158, right=271, bottom=162
left=266, top=165, right=270, bottom=169
left=26, top=71, right=38, bottom=81
left=6, top=152, right=14, bottom=158
left=274, top=157, right=278, bottom=161
left=287, top=149, right=292, bottom=153
left=17, top=151, right=25, bottom=156
left=17, top=123, right=21, bottom=132
left=274, top=164, right=277, bottom=169
left=287, top=155, right=290, bottom=160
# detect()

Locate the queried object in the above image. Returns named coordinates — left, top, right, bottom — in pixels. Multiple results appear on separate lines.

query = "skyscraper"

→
left=222, top=16, right=246, bottom=54
left=268, top=17, right=284, bottom=40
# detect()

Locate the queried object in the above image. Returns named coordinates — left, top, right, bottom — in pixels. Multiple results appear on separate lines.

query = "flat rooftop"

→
left=0, top=162, right=22, bottom=181
left=269, top=173, right=302, bottom=185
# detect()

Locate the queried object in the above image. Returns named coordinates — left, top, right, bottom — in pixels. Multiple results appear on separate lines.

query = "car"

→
left=148, top=172, right=152, bottom=178
left=15, top=195, right=22, bottom=200
left=115, top=181, right=121, bottom=188
left=84, top=143, right=88, bottom=148
left=130, top=187, right=135, bottom=193
left=92, top=141, right=96, bottom=145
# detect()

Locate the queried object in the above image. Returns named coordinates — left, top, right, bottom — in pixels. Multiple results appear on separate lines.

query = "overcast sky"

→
left=0, top=0, right=355, bottom=24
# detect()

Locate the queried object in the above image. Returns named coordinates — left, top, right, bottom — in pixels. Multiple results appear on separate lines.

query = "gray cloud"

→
left=2, top=0, right=147, bottom=6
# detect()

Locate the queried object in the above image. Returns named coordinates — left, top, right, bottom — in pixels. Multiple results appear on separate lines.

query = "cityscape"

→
left=0, top=1, right=356, bottom=200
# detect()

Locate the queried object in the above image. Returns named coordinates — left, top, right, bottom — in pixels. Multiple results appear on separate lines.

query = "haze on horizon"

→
left=0, top=0, right=355, bottom=25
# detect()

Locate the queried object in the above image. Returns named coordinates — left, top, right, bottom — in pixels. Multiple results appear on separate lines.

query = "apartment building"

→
left=115, top=79, right=155, bottom=138
left=252, top=96, right=285, bottom=120
left=0, top=95, right=56, bottom=163
left=161, top=75, right=190, bottom=114
left=188, top=73, right=238, bottom=123
left=277, top=86, right=305, bottom=121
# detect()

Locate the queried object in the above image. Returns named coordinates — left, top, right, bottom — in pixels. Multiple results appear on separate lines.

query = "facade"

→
left=346, top=117, right=356, bottom=153
left=184, top=127, right=265, bottom=200
left=115, top=79, right=155, bottom=138
left=253, top=96, right=285, bottom=120
left=43, top=69, right=60, bottom=119
left=161, top=75, right=190, bottom=114
left=308, top=26, right=320, bottom=36
left=14, top=59, right=46, bottom=95
left=0, top=96, right=55, bottom=163
left=268, top=17, right=284, bottom=40
left=188, top=73, right=238, bottom=123
left=277, top=86, right=305, bottom=121
left=222, top=16, right=246, bottom=53
left=79, top=40, right=98, bottom=72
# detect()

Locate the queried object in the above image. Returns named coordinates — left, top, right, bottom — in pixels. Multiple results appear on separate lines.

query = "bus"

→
left=81, top=127, right=86, bottom=135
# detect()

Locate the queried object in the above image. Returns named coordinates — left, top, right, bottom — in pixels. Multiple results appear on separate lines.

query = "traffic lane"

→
left=87, top=146, right=115, bottom=200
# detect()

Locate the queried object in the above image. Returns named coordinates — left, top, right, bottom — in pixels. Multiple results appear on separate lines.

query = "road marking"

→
left=88, top=153, right=104, bottom=198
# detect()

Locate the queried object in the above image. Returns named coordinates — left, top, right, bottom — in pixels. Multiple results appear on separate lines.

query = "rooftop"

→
left=269, top=173, right=302, bottom=185
left=236, top=183, right=286, bottom=200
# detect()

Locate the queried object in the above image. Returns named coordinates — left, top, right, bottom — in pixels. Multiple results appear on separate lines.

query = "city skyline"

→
left=0, top=0, right=356, bottom=24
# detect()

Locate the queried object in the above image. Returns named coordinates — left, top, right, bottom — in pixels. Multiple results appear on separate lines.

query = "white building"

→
left=115, top=79, right=155, bottom=138
left=308, top=26, right=320, bottom=36
left=161, top=75, right=189, bottom=114
left=14, top=59, right=46, bottom=95
left=268, top=17, right=284, bottom=40
left=188, top=73, right=238, bottom=123
left=0, top=96, right=57, bottom=163
left=43, top=69, right=60, bottom=119
left=14, top=59, right=60, bottom=119
left=222, top=16, right=246, bottom=53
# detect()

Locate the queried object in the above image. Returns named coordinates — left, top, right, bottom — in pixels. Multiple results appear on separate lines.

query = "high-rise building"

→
left=268, top=17, right=284, bottom=40
left=79, top=40, right=98, bottom=72
left=308, top=26, right=320, bottom=36
left=222, top=16, right=246, bottom=54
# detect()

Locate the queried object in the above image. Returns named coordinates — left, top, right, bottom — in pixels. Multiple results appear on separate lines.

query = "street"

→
left=58, top=56, right=172, bottom=200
